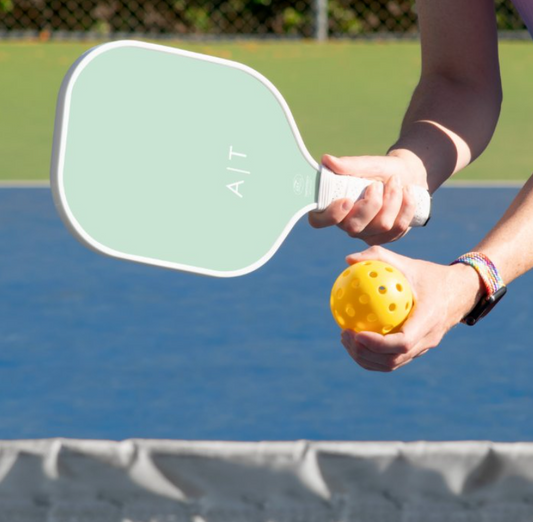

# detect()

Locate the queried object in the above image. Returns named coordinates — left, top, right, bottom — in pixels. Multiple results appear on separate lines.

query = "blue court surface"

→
left=0, top=186, right=531, bottom=441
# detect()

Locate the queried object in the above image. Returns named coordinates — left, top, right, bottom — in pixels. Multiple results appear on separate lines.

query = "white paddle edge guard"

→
left=317, top=166, right=431, bottom=227
left=50, top=40, right=319, bottom=278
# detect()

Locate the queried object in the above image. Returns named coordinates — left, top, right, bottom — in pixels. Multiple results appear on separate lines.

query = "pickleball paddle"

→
left=51, top=40, right=430, bottom=277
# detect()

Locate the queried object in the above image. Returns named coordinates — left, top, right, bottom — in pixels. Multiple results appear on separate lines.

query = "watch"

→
left=450, top=252, right=507, bottom=326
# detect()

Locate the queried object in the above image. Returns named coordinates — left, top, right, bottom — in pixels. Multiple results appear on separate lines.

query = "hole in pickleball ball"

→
left=367, top=314, right=377, bottom=323
left=336, top=288, right=345, bottom=300
left=382, top=325, right=393, bottom=334
left=405, top=302, right=410, bottom=310
left=335, top=313, right=346, bottom=327
left=351, top=278, right=360, bottom=289
left=378, top=286, right=387, bottom=294
left=342, top=269, right=351, bottom=278
left=396, top=284, right=403, bottom=292
left=346, top=305, right=355, bottom=317
left=363, top=261, right=372, bottom=266
left=369, top=271, right=378, bottom=278
left=385, top=267, right=393, bottom=272
left=359, top=294, right=370, bottom=304
left=389, top=303, right=396, bottom=312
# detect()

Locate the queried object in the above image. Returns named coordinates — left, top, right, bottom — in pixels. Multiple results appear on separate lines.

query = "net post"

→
left=314, top=0, right=328, bottom=41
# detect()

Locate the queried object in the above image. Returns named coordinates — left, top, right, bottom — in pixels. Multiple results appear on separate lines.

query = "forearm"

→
left=451, top=175, right=533, bottom=323
left=389, top=74, right=502, bottom=193
left=474, top=176, right=533, bottom=285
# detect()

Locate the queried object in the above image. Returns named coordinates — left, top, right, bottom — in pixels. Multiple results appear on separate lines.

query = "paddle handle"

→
left=316, top=166, right=431, bottom=227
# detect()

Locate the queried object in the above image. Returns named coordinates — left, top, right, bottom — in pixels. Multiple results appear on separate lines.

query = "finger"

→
left=413, top=348, right=429, bottom=359
left=385, top=185, right=417, bottom=240
left=338, top=182, right=384, bottom=238
left=308, top=198, right=352, bottom=228
left=355, top=309, right=438, bottom=359
left=360, top=185, right=417, bottom=245
left=363, top=175, right=403, bottom=236
left=343, top=329, right=404, bottom=356
left=347, top=328, right=431, bottom=371
left=395, top=302, right=434, bottom=345
left=395, top=185, right=417, bottom=232
left=356, top=358, right=394, bottom=372
left=345, top=244, right=402, bottom=268
left=342, top=340, right=394, bottom=372
left=350, top=330, right=415, bottom=356
left=353, top=341, right=411, bottom=370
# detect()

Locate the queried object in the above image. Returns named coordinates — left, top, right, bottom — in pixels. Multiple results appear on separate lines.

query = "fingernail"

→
left=342, top=200, right=352, bottom=211
left=345, top=255, right=360, bottom=266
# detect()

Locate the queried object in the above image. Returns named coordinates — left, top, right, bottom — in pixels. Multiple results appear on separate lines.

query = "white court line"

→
left=0, top=180, right=523, bottom=189
left=0, top=180, right=50, bottom=188
left=444, top=180, right=523, bottom=188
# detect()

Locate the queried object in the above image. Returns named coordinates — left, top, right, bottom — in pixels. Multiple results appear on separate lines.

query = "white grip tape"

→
left=316, top=166, right=431, bottom=227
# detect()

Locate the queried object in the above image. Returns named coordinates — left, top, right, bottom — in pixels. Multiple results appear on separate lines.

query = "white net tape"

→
left=1, top=439, right=533, bottom=521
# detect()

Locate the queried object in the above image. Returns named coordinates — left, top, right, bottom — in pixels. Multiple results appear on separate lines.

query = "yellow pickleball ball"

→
left=330, top=260, right=413, bottom=335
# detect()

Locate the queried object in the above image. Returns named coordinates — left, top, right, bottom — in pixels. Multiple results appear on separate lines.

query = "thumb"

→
left=322, top=154, right=391, bottom=180
left=345, top=246, right=402, bottom=267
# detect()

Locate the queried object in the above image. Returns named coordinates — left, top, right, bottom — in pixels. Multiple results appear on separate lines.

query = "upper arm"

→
left=416, top=0, right=501, bottom=92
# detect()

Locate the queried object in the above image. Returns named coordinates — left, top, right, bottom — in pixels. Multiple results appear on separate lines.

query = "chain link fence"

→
left=0, top=0, right=527, bottom=39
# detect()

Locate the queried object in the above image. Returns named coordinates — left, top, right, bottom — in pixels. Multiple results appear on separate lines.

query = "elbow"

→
left=421, top=69, right=503, bottom=135
left=438, top=68, right=501, bottom=112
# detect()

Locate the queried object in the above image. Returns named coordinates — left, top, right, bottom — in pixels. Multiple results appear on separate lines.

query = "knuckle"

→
left=308, top=213, right=329, bottom=229
left=394, top=219, right=411, bottom=234
left=396, top=341, right=412, bottom=354
left=382, top=361, right=396, bottom=372
left=401, top=192, right=416, bottom=215
left=383, top=360, right=396, bottom=371
left=367, top=245, right=384, bottom=256
left=388, top=226, right=409, bottom=244
left=390, top=355, right=406, bottom=369
left=386, top=183, right=402, bottom=201
left=426, top=336, right=440, bottom=350
left=344, top=223, right=363, bottom=238
left=373, top=219, right=395, bottom=235
left=365, top=195, right=383, bottom=213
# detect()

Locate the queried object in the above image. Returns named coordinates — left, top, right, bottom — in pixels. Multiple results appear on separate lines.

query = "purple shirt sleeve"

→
left=511, top=0, right=533, bottom=37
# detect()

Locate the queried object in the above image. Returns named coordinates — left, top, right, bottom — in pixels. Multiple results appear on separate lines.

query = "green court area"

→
left=1, top=40, right=532, bottom=182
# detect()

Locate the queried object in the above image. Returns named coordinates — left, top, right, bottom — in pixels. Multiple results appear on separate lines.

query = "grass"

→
left=1, top=40, right=532, bottom=181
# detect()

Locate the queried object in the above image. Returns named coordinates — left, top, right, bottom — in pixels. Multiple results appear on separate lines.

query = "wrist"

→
left=448, top=263, right=485, bottom=322
left=386, top=148, right=429, bottom=190
left=450, top=252, right=507, bottom=325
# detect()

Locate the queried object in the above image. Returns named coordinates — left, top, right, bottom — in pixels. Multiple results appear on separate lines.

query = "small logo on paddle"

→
left=293, top=175, right=304, bottom=196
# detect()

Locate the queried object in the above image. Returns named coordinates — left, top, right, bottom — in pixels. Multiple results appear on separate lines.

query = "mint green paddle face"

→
left=52, top=41, right=319, bottom=277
